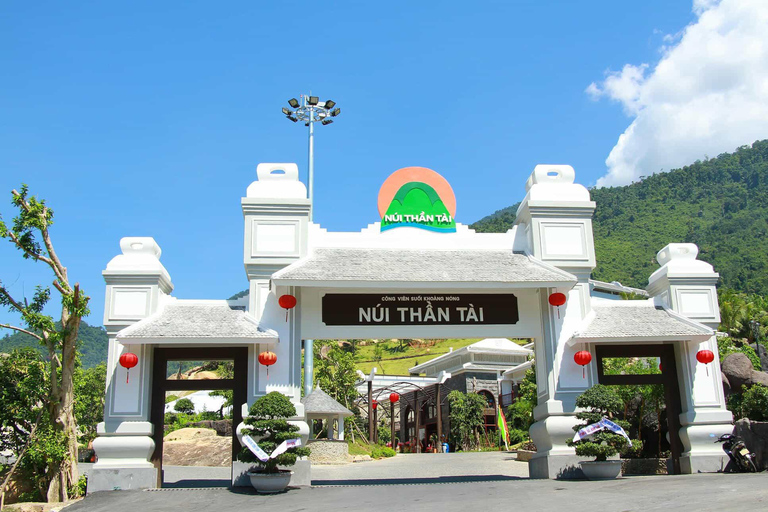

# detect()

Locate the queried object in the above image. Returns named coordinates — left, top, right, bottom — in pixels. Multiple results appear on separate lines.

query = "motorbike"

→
left=715, top=433, right=758, bottom=473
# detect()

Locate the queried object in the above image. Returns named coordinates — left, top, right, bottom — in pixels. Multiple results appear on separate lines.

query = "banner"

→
left=242, top=435, right=302, bottom=461
left=572, top=417, right=632, bottom=447
left=497, top=407, right=510, bottom=451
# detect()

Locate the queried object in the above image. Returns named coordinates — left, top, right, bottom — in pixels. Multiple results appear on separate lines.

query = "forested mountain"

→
left=0, top=321, right=108, bottom=368
left=472, top=140, right=768, bottom=294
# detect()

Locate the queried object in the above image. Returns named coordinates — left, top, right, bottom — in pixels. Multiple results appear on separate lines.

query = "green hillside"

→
left=0, top=321, right=108, bottom=368
left=472, top=140, right=768, bottom=294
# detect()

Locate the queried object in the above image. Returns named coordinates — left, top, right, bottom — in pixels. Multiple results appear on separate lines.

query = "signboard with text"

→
left=321, top=293, right=519, bottom=326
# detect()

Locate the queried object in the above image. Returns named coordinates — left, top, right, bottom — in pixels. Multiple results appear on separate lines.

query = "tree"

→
left=566, top=385, right=640, bottom=462
left=236, top=392, right=310, bottom=473
left=446, top=391, right=486, bottom=451
left=314, top=340, right=359, bottom=411
left=0, top=348, right=48, bottom=455
left=174, top=398, right=195, bottom=415
left=0, top=186, right=90, bottom=501
left=74, top=363, right=106, bottom=444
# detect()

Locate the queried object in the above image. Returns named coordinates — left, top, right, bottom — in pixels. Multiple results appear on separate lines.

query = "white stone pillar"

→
left=647, top=243, right=733, bottom=473
left=327, top=418, right=335, bottom=440
left=514, top=165, right=597, bottom=479
left=338, top=416, right=345, bottom=441
left=91, top=237, right=173, bottom=492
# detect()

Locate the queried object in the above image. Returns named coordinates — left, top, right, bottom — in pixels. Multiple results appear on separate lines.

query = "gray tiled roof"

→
left=572, top=301, right=713, bottom=341
left=301, top=387, right=354, bottom=416
left=272, top=248, right=576, bottom=285
left=117, top=301, right=278, bottom=340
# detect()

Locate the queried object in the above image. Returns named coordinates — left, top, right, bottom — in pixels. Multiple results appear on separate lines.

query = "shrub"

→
left=371, top=446, right=396, bottom=458
left=236, top=392, right=310, bottom=473
left=508, top=428, right=528, bottom=445
left=174, top=398, right=195, bottom=414
left=718, top=336, right=761, bottom=370
left=447, top=391, right=486, bottom=451
left=566, top=385, right=641, bottom=462
left=506, top=399, right=534, bottom=430
left=730, top=384, right=768, bottom=421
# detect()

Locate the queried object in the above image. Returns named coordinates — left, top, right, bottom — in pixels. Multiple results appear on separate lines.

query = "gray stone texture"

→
left=734, top=418, right=768, bottom=470
left=721, top=352, right=768, bottom=393
left=574, top=302, right=712, bottom=340
left=749, top=343, right=768, bottom=371
left=87, top=467, right=157, bottom=493
left=306, top=439, right=349, bottom=464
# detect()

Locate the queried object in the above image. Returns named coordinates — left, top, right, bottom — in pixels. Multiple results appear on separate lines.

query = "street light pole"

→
left=282, top=95, right=341, bottom=222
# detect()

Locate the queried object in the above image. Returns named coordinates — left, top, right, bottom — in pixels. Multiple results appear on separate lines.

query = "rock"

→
left=734, top=419, right=768, bottom=470
left=722, top=373, right=732, bottom=397
left=722, top=353, right=754, bottom=393
left=163, top=428, right=231, bottom=466
left=187, top=419, right=232, bottom=437
left=305, top=439, right=349, bottom=465
left=752, top=370, right=768, bottom=388
left=749, top=343, right=768, bottom=371
left=3, top=499, right=81, bottom=512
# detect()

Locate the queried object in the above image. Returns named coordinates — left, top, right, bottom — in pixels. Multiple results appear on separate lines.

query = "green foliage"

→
left=446, top=390, right=486, bottom=451
left=314, top=340, right=359, bottom=411
left=729, top=384, right=768, bottom=421
left=165, top=394, right=179, bottom=404
left=174, top=398, right=195, bottom=415
left=566, top=385, right=640, bottom=462
left=237, top=392, right=310, bottom=473
left=0, top=348, right=48, bottom=454
left=506, top=400, right=534, bottom=431
left=74, top=363, right=106, bottom=443
left=0, top=321, right=107, bottom=369
left=471, top=141, right=768, bottom=296
left=718, top=335, right=761, bottom=370
left=370, top=446, right=396, bottom=458
left=508, top=428, right=528, bottom=445
left=19, top=426, right=69, bottom=500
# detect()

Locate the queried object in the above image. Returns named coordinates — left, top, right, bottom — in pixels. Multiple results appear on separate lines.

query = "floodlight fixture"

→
left=280, top=93, right=342, bottom=221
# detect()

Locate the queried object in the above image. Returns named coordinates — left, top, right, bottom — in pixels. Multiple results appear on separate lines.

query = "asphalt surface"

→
left=74, top=454, right=768, bottom=512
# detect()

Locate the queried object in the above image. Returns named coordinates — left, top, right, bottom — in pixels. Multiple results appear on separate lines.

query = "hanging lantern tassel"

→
left=278, top=294, right=297, bottom=321
left=119, top=352, right=138, bottom=384
left=697, top=349, right=715, bottom=376
left=258, top=350, right=277, bottom=379
left=574, top=350, right=592, bottom=379
left=548, top=292, right=567, bottom=319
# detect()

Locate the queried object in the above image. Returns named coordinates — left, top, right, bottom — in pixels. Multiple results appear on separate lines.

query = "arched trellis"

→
left=356, top=380, right=450, bottom=452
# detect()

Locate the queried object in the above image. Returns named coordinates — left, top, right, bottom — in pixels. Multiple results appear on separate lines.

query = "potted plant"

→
left=566, top=385, right=640, bottom=480
left=236, top=392, right=310, bottom=493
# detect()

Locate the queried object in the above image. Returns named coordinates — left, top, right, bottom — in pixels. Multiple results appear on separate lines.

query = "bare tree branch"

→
left=0, top=323, right=43, bottom=341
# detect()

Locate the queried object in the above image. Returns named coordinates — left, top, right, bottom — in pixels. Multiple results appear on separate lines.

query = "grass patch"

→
left=347, top=439, right=374, bottom=456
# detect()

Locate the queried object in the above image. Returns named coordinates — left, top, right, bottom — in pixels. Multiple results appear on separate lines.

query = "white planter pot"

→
left=580, top=460, right=622, bottom=480
left=247, top=470, right=293, bottom=493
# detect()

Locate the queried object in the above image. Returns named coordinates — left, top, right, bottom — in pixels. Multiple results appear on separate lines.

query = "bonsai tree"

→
left=174, top=398, right=195, bottom=415
left=237, top=392, right=310, bottom=474
left=566, top=384, right=640, bottom=461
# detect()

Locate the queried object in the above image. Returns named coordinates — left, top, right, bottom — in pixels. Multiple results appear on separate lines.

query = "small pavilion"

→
left=302, top=387, right=354, bottom=440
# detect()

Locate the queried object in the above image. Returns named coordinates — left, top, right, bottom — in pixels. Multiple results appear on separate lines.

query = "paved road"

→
left=72, top=472, right=767, bottom=512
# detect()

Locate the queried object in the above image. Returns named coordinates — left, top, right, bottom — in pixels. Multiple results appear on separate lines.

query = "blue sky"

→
left=0, top=1, right=760, bottom=328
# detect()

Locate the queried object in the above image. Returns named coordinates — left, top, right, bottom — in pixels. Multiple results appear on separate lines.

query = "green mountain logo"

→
left=381, top=182, right=456, bottom=233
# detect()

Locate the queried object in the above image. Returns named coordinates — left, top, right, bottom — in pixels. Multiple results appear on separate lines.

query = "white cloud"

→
left=589, top=0, right=768, bottom=187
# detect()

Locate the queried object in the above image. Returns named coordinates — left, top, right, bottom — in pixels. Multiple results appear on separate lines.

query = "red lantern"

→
left=549, top=292, right=567, bottom=318
left=278, top=294, right=297, bottom=321
left=697, top=349, right=715, bottom=375
left=372, top=400, right=378, bottom=410
left=574, top=350, right=592, bottom=378
left=119, top=352, right=138, bottom=384
left=389, top=393, right=400, bottom=404
left=258, top=351, right=277, bottom=378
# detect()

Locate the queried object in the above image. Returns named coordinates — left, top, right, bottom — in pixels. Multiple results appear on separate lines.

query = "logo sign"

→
left=321, top=294, right=519, bottom=326
left=377, top=167, right=457, bottom=233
